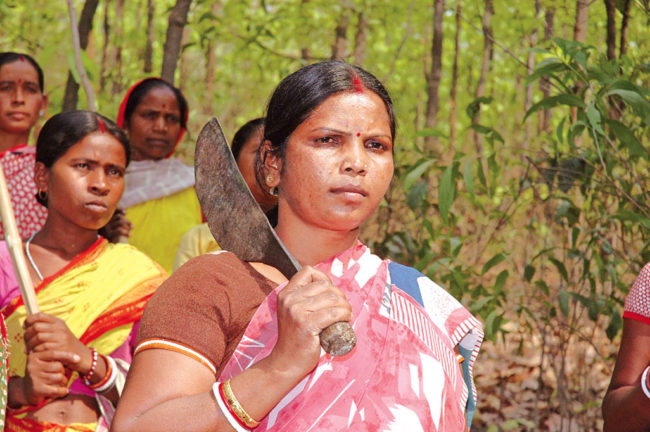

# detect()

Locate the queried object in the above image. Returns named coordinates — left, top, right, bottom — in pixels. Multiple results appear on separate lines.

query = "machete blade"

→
left=195, top=117, right=301, bottom=278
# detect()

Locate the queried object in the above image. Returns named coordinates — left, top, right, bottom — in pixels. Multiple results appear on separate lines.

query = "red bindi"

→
left=98, top=119, right=106, bottom=133
left=17, top=79, right=22, bottom=84
left=19, top=56, right=25, bottom=62
left=356, top=132, right=361, bottom=137
left=162, top=103, right=166, bottom=108
left=352, top=75, right=363, bottom=93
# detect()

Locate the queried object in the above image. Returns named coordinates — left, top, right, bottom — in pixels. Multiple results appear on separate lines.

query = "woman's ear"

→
left=261, top=139, right=282, bottom=187
left=33, top=162, right=49, bottom=193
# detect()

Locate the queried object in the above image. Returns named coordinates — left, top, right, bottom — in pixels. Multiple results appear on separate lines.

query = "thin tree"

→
left=144, top=0, right=155, bottom=73
left=100, top=0, right=110, bottom=92
left=539, top=5, right=554, bottom=133
left=573, top=0, right=590, bottom=43
left=66, top=0, right=96, bottom=112
left=161, top=0, right=193, bottom=84
left=604, top=0, right=617, bottom=60
left=473, top=0, right=494, bottom=157
left=112, top=0, right=125, bottom=97
left=62, top=0, right=99, bottom=111
left=449, top=4, right=461, bottom=148
left=619, top=0, right=631, bottom=57
left=424, top=0, right=445, bottom=155
left=352, top=11, right=368, bottom=66
left=331, top=9, right=349, bottom=60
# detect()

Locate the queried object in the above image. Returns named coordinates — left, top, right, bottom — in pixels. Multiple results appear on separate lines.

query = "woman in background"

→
left=1, top=111, right=166, bottom=431
left=0, top=52, right=48, bottom=240
left=172, top=117, right=277, bottom=271
left=116, top=78, right=201, bottom=272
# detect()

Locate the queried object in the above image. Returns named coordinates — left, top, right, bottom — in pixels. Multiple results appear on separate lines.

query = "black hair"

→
left=256, top=61, right=396, bottom=188
left=35, top=110, right=130, bottom=206
left=0, top=52, right=44, bottom=92
left=121, top=78, right=188, bottom=130
left=231, top=117, right=265, bottom=161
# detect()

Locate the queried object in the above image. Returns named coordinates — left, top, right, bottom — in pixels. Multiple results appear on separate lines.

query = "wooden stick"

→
left=0, top=165, right=39, bottom=315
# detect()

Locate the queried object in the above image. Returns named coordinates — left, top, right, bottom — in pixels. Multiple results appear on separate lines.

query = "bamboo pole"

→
left=0, top=166, right=39, bottom=314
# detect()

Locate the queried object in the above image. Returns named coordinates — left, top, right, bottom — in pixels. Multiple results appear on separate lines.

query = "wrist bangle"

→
left=641, top=366, right=650, bottom=399
left=221, top=379, right=259, bottom=428
left=87, top=355, right=117, bottom=393
left=213, top=382, right=251, bottom=431
left=82, top=348, right=98, bottom=385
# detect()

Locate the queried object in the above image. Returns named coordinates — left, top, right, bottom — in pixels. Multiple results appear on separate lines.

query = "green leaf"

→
left=535, top=280, right=550, bottom=296
left=606, top=309, right=622, bottom=340
left=482, top=252, right=507, bottom=275
left=606, top=119, right=648, bottom=159
left=402, top=159, right=435, bottom=191
left=549, top=257, right=569, bottom=282
left=463, top=159, right=475, bottom=200
left=524, top=264, right=535, bottom=282
left=585, top=103, right=604, bottom=135
left=525, top=60, right=567, bottom=86
left=605, top=89, right=650, bottom=125
left=406, top=181, right=428, bottom=210
left=466, top=96, right=493, bottom=120
left=524, top=95, right=586, bottom=122
left=438, top=164, right=456, bottom=224
left=559, top=290, right=570, bottom=317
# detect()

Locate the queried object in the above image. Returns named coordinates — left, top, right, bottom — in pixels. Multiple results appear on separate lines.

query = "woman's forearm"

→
left=603, top=373, right=650, bottom=432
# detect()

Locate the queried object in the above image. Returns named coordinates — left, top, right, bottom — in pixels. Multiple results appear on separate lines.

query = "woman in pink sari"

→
left=112, top=61, right=482, bottom=431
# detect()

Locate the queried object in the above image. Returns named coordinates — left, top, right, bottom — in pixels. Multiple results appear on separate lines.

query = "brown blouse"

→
left=135, top=251, right=275, bottom=377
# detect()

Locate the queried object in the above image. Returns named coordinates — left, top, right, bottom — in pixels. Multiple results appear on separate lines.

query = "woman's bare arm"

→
left=111, top=266, right=352, bottom=432
left=602, top=318, right=650, bottom=431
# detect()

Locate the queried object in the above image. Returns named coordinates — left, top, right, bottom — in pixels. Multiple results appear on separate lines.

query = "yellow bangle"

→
left=222, top=379, right=260, bottom=428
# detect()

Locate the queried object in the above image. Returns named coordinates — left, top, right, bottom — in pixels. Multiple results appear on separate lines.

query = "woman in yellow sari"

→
left=0, top=110, right=167, bottom=431
left=115, top=78, right=202, bottom=273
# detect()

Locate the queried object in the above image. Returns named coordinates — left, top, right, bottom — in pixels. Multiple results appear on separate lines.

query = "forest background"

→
left=1, top=0, right=649, bottom=430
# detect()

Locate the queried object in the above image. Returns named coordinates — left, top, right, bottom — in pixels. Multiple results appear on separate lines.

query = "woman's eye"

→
left=76, top=162, right=89, bottom=169
left=107, top=167, right=124, bottom=177
left=366, top=140, right=387, bottom=151
left=316, top=136, right=336, bottom=144
left=166, top=115, right=180, bottom=124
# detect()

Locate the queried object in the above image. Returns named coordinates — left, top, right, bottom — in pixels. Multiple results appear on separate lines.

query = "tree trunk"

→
left=111, top=0, right=125, bottom=97
left=449, top=4, right=461, bottom=148
left=144, top=0, right=155, bottom=73
left=100, top=0, right=110, bottom=92
left=179, top=27, right=191, bottom=93
left=66, top=0, right=96, bottom=111
left=204, top=2, right=220, bottom=113
left=573, top=0, right=590, bottom=43
left=538, top=6, right=554, bottom=133
left=62, top=0, right=100, bottom=111
left=619, top=0, right=631, bottom=57
left=161, top=0, right=193, bottom=84
left=424, top=0, right=444, bottom=154
left=604, top=0, right=617, bottom=60
left=524, top=0, right=540, bottom=112
left=473, top=0, right=494, bottom=157
left=331, top=10, right=349, bottom=60
left=352, top=11, right=368, bottom=65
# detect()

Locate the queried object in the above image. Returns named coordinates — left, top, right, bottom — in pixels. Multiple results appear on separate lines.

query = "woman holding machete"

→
left=113, top=61, right=482, bottom=431
left=0, top=111, right=167, bottom=431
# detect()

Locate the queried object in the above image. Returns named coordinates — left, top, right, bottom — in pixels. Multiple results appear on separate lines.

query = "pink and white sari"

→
left=219, top=243, right=483, bottom=431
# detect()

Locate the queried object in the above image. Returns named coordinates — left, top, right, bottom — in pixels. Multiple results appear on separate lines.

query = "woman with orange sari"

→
left=0, top=111, right=166, bottom=431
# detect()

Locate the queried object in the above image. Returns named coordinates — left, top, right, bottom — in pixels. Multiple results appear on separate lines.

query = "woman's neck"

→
left=275, top=219, right=359, bottom=267
left=0, top=130, right=30, bottom=153
left=31, top=218, right=99, bottom=260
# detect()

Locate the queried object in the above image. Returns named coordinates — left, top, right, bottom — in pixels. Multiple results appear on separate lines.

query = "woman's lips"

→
left=85, top=201, right=108, bottom=212
left=331, top=186, right=368, bottom=199
left=7, top=112, right=29, bottom=120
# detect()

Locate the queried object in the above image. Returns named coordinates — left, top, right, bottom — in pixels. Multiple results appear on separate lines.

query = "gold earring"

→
left=269, top=187, right=279, bottom=197
left=265, top=174, right=274, bottom=185
left=37, top=189, right=47, bottom=202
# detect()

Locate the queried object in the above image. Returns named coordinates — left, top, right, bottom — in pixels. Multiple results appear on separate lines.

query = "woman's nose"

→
left=341, top=142, right=368, bottom=175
